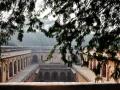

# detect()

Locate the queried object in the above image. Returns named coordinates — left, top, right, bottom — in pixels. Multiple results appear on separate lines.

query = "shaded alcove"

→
left=67, top=71, right=72, bottom=81
left=51, top=72, right=58, bottom=81
left=32, top=55, right=38, bottom=64
left=21, top=59, right=23, bottom=69
left=9, top=62, right=13, bottom=77
left=44, top=72, right=50, bottom=81
left=14, top=61, right=17, bottom=74
left=6, top=64, right=8, bottom=81
left=60, top=72, right=66, bottom=81
left=18, top=60, right=20, bottom=72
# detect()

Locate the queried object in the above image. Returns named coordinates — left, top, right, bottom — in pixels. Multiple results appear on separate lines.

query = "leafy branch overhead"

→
left=0, top=0, right=120, bottom=65
left=43, top=0, right=120, bottom=63
left=0, top=0, right=43, bottom=43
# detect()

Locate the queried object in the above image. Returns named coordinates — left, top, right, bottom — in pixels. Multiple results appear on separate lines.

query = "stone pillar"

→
left=28, top=57, right=30, bottom=66
left=106, top=65, right=111, bottom=81
left=24, top=59, right=26, bottom=68
left=30, top=56, right=32, bottom=65
left=29, top=58, right=31, bottom=65
left=25, top=59, right=27, bottom=67
left=22, top=59, right=24, bottom=69
left=22, top=58, right=25, bottom=69
left=19, top=60, right=21, bottom=72
left=26, top=58, right=28, bottom=67
left=24, top=59, right=25, bottom=68
left=16, top=60, right=18, bottom=74
left=7, top=64, right=10, bottom=80
left=21, top=59, right=23, bottom=70
left=12, top=61, right=14, bottom=77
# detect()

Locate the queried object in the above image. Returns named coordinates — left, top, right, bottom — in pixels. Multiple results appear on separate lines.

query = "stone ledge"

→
left=0, top=82, right=119, bottom=90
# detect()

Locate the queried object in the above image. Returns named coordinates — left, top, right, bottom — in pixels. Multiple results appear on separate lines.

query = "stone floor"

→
left=72, top=65, right=96, bottom=82
left=8, top=64, right=39, bottom=82
left=72, top=65, right=119, bottom=83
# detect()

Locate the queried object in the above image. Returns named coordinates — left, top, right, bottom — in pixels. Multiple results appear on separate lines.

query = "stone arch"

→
left=24, top=59, right=26, bottom=68
left=39, top=72, right=43, bottom=81
left=41, top=55, right=43, bottom=61
left=21, top=59, right=23, bottom=69
left=44, top=72, right=50, bottom=81
left=18, top=60, right=20, bottom=72
left=0, top=66, right=2, bottom=82
left=14, top=61, right=17, bottom=74
left=9, top=62, right=13, bottom=77
left=102, top=63, right=106, bottom=77
left=51, top=71, right=58, bottom=81
left=60, top=72, right=66, bottom=81
left=32, top=55, right=38, bottom=64
left=67, top=71, right=72, bottom=81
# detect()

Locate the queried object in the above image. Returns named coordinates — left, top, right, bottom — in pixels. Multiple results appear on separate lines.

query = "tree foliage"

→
left=0, top=0, right=120, bottom=81
left=0, top=0, right=43, bottom=44
left=43, top=0, right=120, bottom=64
left=43, top=0, right=120, bottom=80
left=0, top=0, right=120, bottom=63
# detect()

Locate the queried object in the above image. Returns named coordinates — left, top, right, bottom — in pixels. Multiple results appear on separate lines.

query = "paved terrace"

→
left=72, top=65, right=118, bottom=83
left=72, top=65, right=96, bottom=82
left=8, top=64, right=39, bottom=82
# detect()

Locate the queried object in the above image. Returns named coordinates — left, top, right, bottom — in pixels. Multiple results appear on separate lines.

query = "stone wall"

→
left=0, top=50, right=32, bottom=82
left=0, top=83, right=120, bottom=90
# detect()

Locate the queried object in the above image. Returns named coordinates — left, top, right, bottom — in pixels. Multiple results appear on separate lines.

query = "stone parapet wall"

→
left=0, top=83, right=120, bottom=90
left=1, top=50, right=32, bottom=59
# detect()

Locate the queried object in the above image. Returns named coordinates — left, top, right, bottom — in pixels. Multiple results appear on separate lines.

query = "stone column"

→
left=19, top=60, right=21, bottom=71
left=22, top=59, right=24, bottom=70
left=15, top=60, right=18, bottom=74
left=106, top=65, right=111, bottom=81
left=21, top=59, right=23, bottom=70
left=12, top=61, right=14, bottom=77
left=24, top=59, right=26, bottom=68
left=22, top=59, right=24, bottom=69
left=26, top=58, right=28, bottom=67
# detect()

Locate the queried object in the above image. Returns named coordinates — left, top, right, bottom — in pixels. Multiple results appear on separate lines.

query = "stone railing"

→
left=1, top=50, right=31, bottom=59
